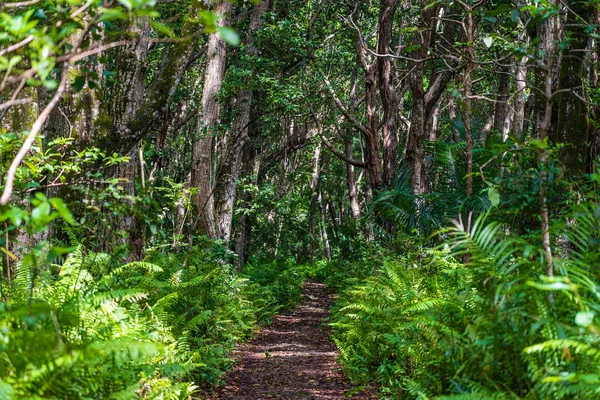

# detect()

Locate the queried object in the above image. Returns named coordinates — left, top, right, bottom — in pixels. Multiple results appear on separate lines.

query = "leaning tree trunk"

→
left=191, top=0, right=232, bottom=239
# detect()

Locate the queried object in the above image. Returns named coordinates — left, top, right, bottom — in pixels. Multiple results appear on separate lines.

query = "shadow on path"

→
left=204, top=280, right=376, bottom=399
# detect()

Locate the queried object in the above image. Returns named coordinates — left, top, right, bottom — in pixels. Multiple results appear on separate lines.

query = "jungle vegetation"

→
left=1, top=0, right=600, bottom=398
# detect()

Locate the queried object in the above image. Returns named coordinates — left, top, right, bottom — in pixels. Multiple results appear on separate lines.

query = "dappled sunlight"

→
left=206, top=281, right=376, bottom=399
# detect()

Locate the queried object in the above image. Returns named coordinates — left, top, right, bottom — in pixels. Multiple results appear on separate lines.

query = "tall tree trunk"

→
left=110, top=17, right=151, bottom=260
left=112, top=4, right=206, bottom=152
left=587, top=9, right=600, bottom=173
left=364, top=65, right=383, bottom=190
left=378, top=0, right=400, bottom=187
left=493, top=64, right=512, bottom=139
left=308, top=142, right=322, bottom=263
left=345, top=140, right=361, bottom=219
left=215, top=0, right=270, bottom=243
left=463, top=9, right=475, bottom=198
left=555, top=0, right=591, bottom=177
left=191, top=0, right=232, bottom=238
left=535, top=0, right=559, bottom=276
left=234, top=121, right=261, bottom=270
left=318, top=190, right=332, bottom=262
left=512, top=43, right=529, bottom=135
left=405, top=1, right=442, bottom=194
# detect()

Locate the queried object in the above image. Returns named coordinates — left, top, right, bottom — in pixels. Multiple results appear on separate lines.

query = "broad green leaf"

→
left=217, top=26, right=240, bottom=46
left=487, top=187, right=500, bottom=207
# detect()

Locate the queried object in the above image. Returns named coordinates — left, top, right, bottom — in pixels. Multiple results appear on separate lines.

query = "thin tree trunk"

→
left=512, top=33, right=529, bottom=135
left=493, top=64, right=512, bottom=139
left=535, top=0, right=559, bottom=276
left=308, top=142, right=322, bottom=263
left=345, top=141, right=361, bottom=219
left=318, top=190, right=332, bottom=262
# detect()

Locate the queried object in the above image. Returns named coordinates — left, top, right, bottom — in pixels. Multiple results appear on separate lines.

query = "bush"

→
left=330, top=203, right=600, bottom=399
left=0, top=244, right=308, bottom=398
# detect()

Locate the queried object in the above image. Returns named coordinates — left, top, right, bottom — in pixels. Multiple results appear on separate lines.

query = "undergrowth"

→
left=0, top=244, right=307, bottom=399
left=322, top=199, right=600, bottom=399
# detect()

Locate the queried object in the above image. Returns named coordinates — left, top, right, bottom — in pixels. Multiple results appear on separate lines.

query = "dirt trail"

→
left=205, top=280, right=376, bottom=399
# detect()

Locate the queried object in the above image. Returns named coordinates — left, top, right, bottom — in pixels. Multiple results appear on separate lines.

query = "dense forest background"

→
left=1, top=0, right=600, bottom=398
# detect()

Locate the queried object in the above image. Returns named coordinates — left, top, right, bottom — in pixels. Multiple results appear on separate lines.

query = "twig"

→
left=0, top=36, right=34, bottom=57
left=0, top=97, right=32, bottom=111
left=0, top=0, right=40, bottom=7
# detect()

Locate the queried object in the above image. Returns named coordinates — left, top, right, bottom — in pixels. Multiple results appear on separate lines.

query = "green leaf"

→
left=217, top=26, right=240, bottom=46
left=487, top=187, right=500, bottom=207
left=72, top=76, right=86, bottom=93
left=150, top=20, right=175, bottom=37
left=510, top=9, right=521, bottom=23
left=527, top=281, right=576, bottom=291
left=50, top=198, right=76, bottom=225
left=117, top=0, right=133, bottom=10
left=575, top=311, right=594, bottom=327
left=31, top=201, right=51, bottom=222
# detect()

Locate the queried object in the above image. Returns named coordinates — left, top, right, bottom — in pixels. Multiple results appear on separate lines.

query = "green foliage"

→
left=0, top=242, right=307, bottom=398
left=329, top=187, right=600, bottom=399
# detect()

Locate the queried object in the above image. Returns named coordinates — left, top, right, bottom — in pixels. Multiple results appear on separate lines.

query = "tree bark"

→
left=109, top=16, right=151, bottom=260
left=345, top=140, right=361, bottom=219
left=493, top=64, right=512, bottom=140
left=110, top=4, right=206, bottom=153
left=535, top=0, right=559, bottom=276
left=216, top=0, right=270, bottom=243
left=555, top=0, right=592, bottom=177
left=377, top=0, right=400, bottom=187
left=191, top=0, right=233, bottom=238
left=308, top=142, right=322, bottom=263
left=512, top=36, right=529, bottom=135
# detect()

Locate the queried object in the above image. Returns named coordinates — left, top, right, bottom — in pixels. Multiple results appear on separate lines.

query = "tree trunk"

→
left=493, top=64, right=512, bottom=139
left=555, top=0, right=591, bottom=177
left=464, top=9, right=475, bottom=197
left=405, top=1, right=443, bottom=194
left=110, top=16, right=151, bottom=260
left=345, top=140, right=361, bottom=219
left=215, top=0, right=270, bottom=243
left=112, top=5, right=207, bottom=153
left=191, top=0, right=233, bottom=238
left=308, top=142, right=322, bottom=263
left=535, top=0, right=559, bottom=276
left=378, top=0, right=400, bottom=187
left=512, top=55, right=528, bottom=135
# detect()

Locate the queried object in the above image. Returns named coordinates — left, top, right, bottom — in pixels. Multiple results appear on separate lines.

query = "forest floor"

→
left=203, top=279, right=376, bottom=399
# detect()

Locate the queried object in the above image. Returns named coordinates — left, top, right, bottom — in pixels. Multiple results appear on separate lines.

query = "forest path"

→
left=204, top=279, right=375, bottom=399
